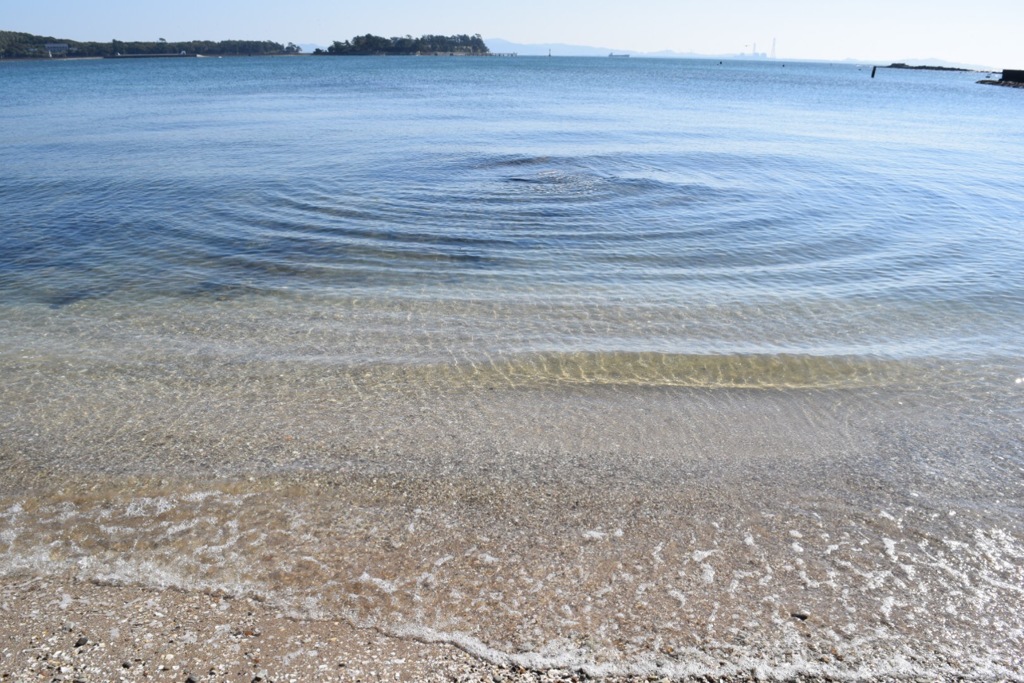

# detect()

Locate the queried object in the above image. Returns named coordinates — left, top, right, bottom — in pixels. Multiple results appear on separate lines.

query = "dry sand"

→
left=1, top=575, right=535, bottom=683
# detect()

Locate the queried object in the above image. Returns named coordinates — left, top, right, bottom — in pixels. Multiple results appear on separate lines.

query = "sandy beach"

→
left=2, top=568, right=1010, bottom=683
left=2, top=378, right=1022, bottom=682
left=1, top=576, right=497, bottom=683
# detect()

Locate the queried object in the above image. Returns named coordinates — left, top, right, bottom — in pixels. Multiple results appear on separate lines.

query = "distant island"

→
left=0, top=30, right=300, bottom=59
left=885, top=62, right=973, bottom=72
left=315, top=34, right=489, bottom=56
left=0, top=30, right=492, bottom=59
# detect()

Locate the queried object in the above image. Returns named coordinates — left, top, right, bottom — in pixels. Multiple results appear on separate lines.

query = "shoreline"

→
left=0, top=575, right=492, bottom=683
left=2, top=381, right=1022, bottom=681
left=2, top=346, right=1022, bottom=681
left=978, top=79, right=1024, bottom=89
left=4, top=563, right=1020, bottom=683
left=3, top=574, right=1016, bottom=683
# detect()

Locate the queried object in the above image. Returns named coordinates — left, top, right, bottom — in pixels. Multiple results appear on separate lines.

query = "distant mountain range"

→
left=485, top=38, right=726, bottom=59
left=483, top=38, right=996, bottom=70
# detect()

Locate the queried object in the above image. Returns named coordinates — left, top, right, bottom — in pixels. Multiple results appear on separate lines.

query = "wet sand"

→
left=2, top=372, right=1023, bottom=681
left=0, top=567, right=1019, bottom=683
left=0, top=576, right=493, bottom=683
left=3, top=574, right=1010, bottom=683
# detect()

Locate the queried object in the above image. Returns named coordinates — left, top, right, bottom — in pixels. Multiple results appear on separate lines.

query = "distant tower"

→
left=771, top=38, right=776, bottom=60
left=753, top=42, right=757, bottom=57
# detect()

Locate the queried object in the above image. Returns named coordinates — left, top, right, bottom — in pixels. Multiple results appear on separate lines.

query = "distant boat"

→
left=609, top=53, right=630, bottom=58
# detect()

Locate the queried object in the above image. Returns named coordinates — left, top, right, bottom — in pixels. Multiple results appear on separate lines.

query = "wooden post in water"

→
left=871, top=66, right=877, bottom=78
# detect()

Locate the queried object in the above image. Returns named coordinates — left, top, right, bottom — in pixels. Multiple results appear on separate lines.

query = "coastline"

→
left=978, top=79, right=1024, bottom=89
left=2, top=379, right=1022, bottom=681
left=8, top=575, right=1014, bottom=683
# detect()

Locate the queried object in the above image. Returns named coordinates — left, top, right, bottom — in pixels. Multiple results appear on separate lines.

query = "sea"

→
left=1, top=55, right=1023, bottom=679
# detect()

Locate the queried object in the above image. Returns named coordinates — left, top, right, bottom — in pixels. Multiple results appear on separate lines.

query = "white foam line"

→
left=388, top=622, right=982, bottom=681
left=5, top=551, right=1019, bottom=681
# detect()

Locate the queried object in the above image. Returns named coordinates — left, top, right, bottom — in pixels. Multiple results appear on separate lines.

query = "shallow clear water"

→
left=3, top=57, right=1023, bottom=366
left=1, top=56, right=1023, bottom=678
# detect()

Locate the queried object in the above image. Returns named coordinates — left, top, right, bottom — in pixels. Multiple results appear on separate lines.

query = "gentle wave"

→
left=2, top=57, right=1023, bottom=679
left=3, top=468, right=1021, bottom=679
left=343, top=351, right=923, bottom=391
left=3, top=126, right=1021, bottom=363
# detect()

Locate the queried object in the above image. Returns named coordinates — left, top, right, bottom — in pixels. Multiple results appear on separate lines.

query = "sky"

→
left=5, top=0, right=1021, bottom=69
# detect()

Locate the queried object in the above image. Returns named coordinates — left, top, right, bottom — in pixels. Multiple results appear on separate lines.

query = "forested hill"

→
left=318, top=34, right=489, bottom=56
left=0, top=30, right=298, bottom=58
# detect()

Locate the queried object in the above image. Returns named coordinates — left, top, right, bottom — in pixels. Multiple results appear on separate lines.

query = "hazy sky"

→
left=6, top=0, right=1021, bottom=68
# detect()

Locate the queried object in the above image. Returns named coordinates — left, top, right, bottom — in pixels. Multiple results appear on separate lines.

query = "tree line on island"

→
left=1, top=30, right=490, bottom=59
left=315, top=34, right=489, bottom=56
left=0, top=31, right=298, bottom=58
